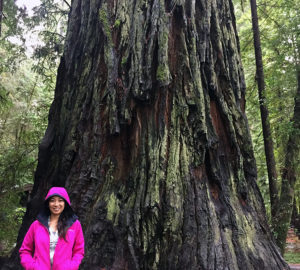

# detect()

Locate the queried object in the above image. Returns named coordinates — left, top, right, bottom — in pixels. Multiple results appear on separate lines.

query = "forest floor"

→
left=285, top=227, right=300, bottom=268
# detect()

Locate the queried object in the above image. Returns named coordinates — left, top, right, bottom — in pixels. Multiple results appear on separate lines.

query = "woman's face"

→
left=49, top=196, right=65, bottom=216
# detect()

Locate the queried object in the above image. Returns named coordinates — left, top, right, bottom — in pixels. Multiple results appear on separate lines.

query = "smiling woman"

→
left=49, top=196, right=65, bottom=217
left=19, top=187, right=84, bottom=270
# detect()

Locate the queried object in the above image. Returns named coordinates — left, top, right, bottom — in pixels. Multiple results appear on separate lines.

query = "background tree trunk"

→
left=249, top=0, right=279, bottom=221
left=3, top=0, right=288, bottom=269
left=0, top=0, right=3, bottom=36
left=291, top=199, right=300, bottom=237
left=273, top=70, right=300, bottom=252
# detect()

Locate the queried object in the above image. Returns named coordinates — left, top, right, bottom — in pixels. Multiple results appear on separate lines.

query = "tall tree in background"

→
left=237, top=0, right=300, bottom=252
left=4, top=0, right=288, bottom=269
left=0, top=0, right=37, bottom=256
left=249, top=0, right=279, bottom=220
left=0, top=0, right=3, bottom=36
left=274, top=68, right=300, bottom=252
left=271, top=0, right=300, bottom=248
left=271, top=0, right=300, bottom=252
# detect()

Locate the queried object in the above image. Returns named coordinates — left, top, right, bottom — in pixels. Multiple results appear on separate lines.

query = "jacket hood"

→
left=37, top=187, right=77, bottom=229
left=45, top=187, right=71, bottom=205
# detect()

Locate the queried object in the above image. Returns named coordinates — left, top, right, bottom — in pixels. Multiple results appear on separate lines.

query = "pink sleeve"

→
left=68, top=221, right=85, bottom=270
left=19, top=222, right=36, bottom=270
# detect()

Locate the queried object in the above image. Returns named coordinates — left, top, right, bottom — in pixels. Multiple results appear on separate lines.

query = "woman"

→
left=19, top=187, right=84, bottom=270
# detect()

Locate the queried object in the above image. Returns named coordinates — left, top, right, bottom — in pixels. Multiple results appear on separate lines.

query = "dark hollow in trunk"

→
left=3, top=0, right=289, bottom=269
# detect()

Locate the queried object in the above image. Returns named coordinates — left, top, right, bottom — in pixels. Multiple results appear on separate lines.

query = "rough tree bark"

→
left=3, top=0, right=289, bottom=269
left=249, top=0, right=279, bottom=221
left=273, top=70, right=300, bottom=253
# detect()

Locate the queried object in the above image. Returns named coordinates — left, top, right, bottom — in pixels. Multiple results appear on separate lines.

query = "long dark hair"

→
left=57, top=203, right=74, bottom=240
left=45, top=198, right=75, bottom=241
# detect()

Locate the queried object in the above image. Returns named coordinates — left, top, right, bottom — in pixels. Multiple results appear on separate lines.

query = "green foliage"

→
left=0, top=0, right=27, bottom=74
left=284, top=251, right=300, bottom=264
left=234, top=0, right=300, bottom=220
left=24, top=0, right=69, bottom=84
left=0, top=196, right=25, bottom=255
left=0, top=1, right=26, bottom=120
left=0, top=0, right=27, bottom=113
left=0, top=0, right=69, bottom=255
left=0, top=62, right=53, bottom=255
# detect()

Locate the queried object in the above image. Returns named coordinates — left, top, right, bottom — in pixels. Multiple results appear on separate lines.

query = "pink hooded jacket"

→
left=19, top=187, right=84, bottom=270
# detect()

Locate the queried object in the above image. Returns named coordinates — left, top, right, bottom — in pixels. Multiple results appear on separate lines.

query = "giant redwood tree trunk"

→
left=4, top=0, right=289, bottom=269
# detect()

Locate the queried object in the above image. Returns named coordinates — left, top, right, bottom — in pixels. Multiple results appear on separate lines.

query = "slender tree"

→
left=291, top=200, right=300, bottom=235
left=4, top=0, right=289, bottom=269
left=0, top=0, right=3, bottom=36
left=242, top=0, right=300, bottom=252
left=249, top=0, right=279, bottom=220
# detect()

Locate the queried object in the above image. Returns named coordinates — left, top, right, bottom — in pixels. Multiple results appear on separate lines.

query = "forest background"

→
left=0, top=0, right=299, bottom=264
